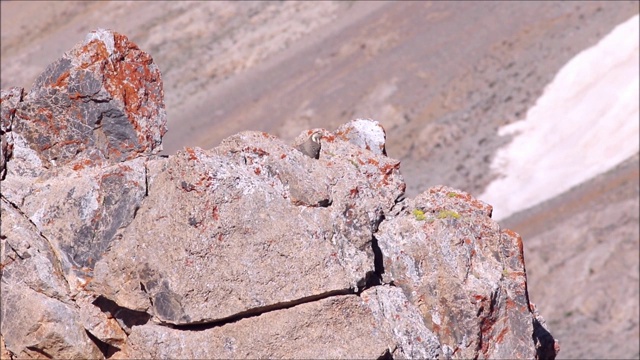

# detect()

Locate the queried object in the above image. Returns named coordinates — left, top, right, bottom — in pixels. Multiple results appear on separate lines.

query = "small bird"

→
left=296, top=131, right=322, bottom=159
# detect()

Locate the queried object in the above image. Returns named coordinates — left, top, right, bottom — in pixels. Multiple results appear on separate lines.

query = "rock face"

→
left=0, top=29, right=557, bottom=359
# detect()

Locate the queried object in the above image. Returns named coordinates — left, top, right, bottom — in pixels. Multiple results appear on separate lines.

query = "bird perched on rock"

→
left=296, top=131, right=322, bottom=159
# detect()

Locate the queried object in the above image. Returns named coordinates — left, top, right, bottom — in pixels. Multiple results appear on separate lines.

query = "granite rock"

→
left=0, top=29, right=557, bottom=359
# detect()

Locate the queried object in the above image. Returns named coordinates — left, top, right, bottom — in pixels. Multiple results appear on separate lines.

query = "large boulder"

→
left=0, top=29, right=557, bottom=359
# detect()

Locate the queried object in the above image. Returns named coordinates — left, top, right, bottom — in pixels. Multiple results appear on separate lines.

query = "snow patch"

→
left=479, top=15, right=640, bottom=221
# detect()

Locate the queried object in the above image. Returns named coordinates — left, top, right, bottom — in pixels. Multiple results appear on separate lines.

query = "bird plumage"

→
left=296, top=132, right=322, bottom=159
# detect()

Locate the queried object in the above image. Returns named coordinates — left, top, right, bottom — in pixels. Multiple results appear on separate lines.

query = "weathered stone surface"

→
left=1, top=29, right=557, bottom=359
left=113, top=293, right=397, bottom=359
left=1, top=29, right=164, bottom=358
left=0, top=87, right=22, bottom=180
left=1, top=279, right=102, bottom=359
left=377, top=186, right=556, bottom=358
left=6, top=28, right=166, bottom=179
left=0, top=198, right=105, bottom=357
left=90, top=126, right=404, bottom=324
left=2, top=158, right=147, bottom=296
left=1, top=199, right=69, bottom=301
left=335, top=118, right=388, bottom=156
left=362, top=285, right=443, bottom=359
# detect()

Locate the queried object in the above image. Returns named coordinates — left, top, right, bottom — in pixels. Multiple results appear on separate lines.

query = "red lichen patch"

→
left=254, top=167, right=261, bottom=175
left=333, top=129, right=350, bottom=141
left=194, top=173, right=214, bottom=189
left=495, top=326, right=509, bottom=344
left=72, top=159, right=94, bottom=171
left=502, top=228, right=524, bottom=255
left=472, top=294, right=487, bottom=303
left=33, top=106, right=56, bottom=126
left=377, top=161, right=401, bottom=186
left=99, top=171, right=126, bottom=186
left=52, top=70, right=71, bottom=88
left=183, top=257, right=194, bottom=267
left=323, top=134, right=335, bottom=143
left=357, top=157, right=365, bottom=165
left=502, top=228, right=520, bottom=239
left=243, top=146, right=269, bottom=157
left=117, top=164, right=134, bottom=173
left=106, top=145, right=125, bottom=161
left=185, top=147, right=198, bottom=161
left=79, top=40, right=110, bottom=69
left=280, top=153, right=287, bottom=159
left=49, top=139, right=83, bottom=152
left=93, top=33, right=164, bottom=150
left=507, top=271, right=526, bottom=281
left=349, top=187, right=359, bottom=198
left=479, top=314, right=498, bottom=354
left=367, top=158, right=379, bottom=166
left=452, top=191, right=492, bottom=213
left=212, top=206, right=220, bottom=221
left=432, top=322, right=441, bottom=335
left=380, top=162, right=398, bottom=175
left=399, top=182, right=406, bottom=192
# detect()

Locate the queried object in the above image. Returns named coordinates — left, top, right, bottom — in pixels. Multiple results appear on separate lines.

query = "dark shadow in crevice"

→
left=171, top=288, right=354, bottom=331
left=92, top=295, right=152, bottom=333
left=25, top=346, right=52, bottom=359
left=532, top=317, right=557, bottom=360
left=371, top=211, right=396, bottom=287
left=372, top=234, right=385, bottom=279
left=377, top=347, right=394, bottom=360
left=356, top=234, right=387, bottom=295
left=143, top=162, right=149, bottom=197
left=85, top=329, right=120, bottom=359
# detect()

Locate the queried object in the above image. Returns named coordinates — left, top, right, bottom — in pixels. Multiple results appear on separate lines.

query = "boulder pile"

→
left=0, top=29, right=557, bottom=359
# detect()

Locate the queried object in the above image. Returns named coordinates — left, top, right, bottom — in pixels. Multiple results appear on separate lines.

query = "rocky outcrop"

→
left=0, top=29, right=558, bottom=359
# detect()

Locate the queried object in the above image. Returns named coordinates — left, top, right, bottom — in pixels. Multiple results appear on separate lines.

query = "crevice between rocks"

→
left=25, top=346, right=52, bottom=359
left=0, top=194, right=72, bottom=293
left=356, top=234, right=386, bottom=295
left=88, top=221, right=392, bottom=340
left=92, top=295, right=152, bottom=334
left=143, top=161, right=149, bottom=197
left=377, top=347, right=395, bottom=360
left=130, top=163, right=150, bottom=221
left=532, top=317, right=557, bottom=360
left=169, top=288, right=355, bottom=331
left=85, top=329, right=120, bottom=359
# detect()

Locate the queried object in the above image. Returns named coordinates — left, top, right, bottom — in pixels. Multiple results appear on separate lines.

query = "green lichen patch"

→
left=412, top=209, right=426, bottom=221
left=436, top=209, right=461, bottom=220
